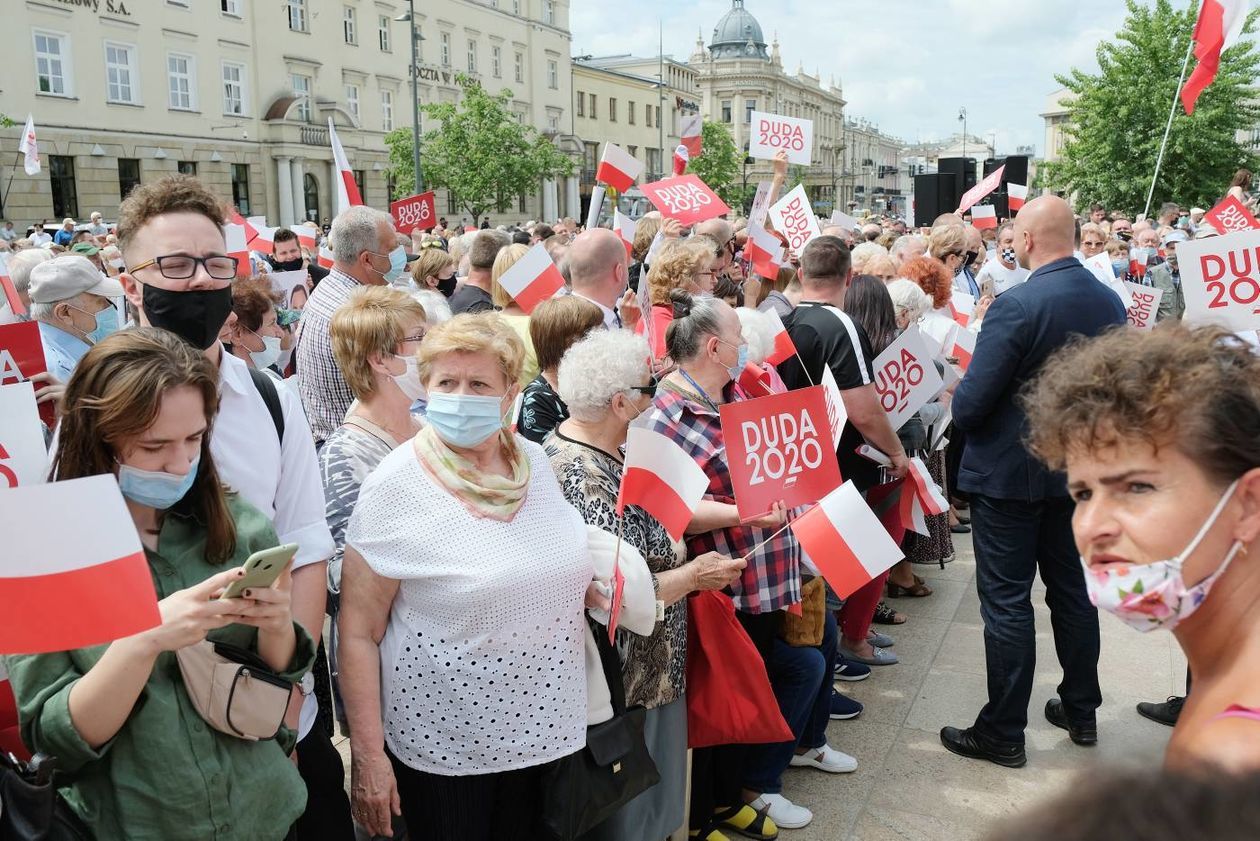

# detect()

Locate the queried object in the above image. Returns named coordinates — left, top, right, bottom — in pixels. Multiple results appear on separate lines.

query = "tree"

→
left=1042, top=0, right=1260, bottom=213
left=686, top=121, right=750, bottom=211
left=385, top=75, right=574, bottom=225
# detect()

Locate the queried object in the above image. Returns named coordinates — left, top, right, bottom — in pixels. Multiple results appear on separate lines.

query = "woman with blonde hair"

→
left=408, top=245, right=458, bottom=299
left=637, top=239, right=714, bottom=359
left=489, top=242, right=540, bottom=385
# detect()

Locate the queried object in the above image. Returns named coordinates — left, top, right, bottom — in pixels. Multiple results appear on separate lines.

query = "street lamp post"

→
left=742, top=154, right=753, bottom=214
left=958, top=107, right=967, bottom=164
left=396, top=3, right=425, bottom=193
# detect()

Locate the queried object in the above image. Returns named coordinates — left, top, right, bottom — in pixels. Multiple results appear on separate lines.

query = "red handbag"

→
left=685, top=590, right=793, bottom=749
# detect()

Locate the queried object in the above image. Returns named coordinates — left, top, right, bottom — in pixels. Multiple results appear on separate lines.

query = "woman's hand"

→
left=229, top=562, right=294, bottom=634
left=584, top=580, right=612, bottom=613
left=772, top=150, right=789, bottom=180
left=745, top=500, right=788, bottom=530
left=351, top=750, right=401, bottom=838
left=618, top=288, right=641, bottom=330
left=973, top=295, right=995, bottom=322
left=661, top=218, right=683, bottom=239
left=688, top=552, right=747, bottom=591
left=30, top=371, right=66, bottom=418
left=138, top=567, right=252, bottom=654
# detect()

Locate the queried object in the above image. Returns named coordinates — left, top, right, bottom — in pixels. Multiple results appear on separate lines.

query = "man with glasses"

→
left=115, top=174, right=349, bottom=837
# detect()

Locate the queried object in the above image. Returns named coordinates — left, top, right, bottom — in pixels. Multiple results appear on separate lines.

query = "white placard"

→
left=0, top=381, right=49, bottom=488
left=820, top=365, right=848, bottom=446
left=870, top=325, right=945, bottom=431
left=748, top=180, right=773, bottom=230
left=1179, top=228, right=1260, bottom=332
left=748, top=111, right=814, bottom=166
left=1124, top=282, right=1163, bottom=330
left=829, top=211, right=860, bottom=231
left=1082, top=252, right=1133, bottom=309
left=769, top=184, right=821, bottom=255
left=267, top=269, right=309, bottom=310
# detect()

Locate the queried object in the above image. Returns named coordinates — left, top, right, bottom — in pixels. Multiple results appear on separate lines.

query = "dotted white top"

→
left=346, top=438, right=593, bottom=775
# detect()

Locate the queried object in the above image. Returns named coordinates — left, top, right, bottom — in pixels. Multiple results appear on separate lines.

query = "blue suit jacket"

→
left=953, top=256, right=1126, bottom=501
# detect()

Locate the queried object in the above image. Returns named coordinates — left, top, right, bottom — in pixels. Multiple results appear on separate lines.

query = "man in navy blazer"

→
left=940, top=196, right=1126, bottom=768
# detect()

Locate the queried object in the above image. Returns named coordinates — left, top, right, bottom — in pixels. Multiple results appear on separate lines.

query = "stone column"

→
left=275, top=156, right=294, bottom=226
left=290, top=157, right=306, bottom=223
left=542, top=179, right=558, bottom=223
left=565, top=176, right=579, bottom=220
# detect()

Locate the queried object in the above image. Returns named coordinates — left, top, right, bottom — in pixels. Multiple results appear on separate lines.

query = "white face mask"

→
left=249, top=335, right=283, bottom=370
left=391, top=354, right=425, bottom=401
left=1082, top=480, right=1243, bottom=632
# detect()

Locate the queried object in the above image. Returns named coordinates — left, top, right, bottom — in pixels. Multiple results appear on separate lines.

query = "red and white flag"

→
left=18, top=114, right=40, bottom=176
left=672, top=144, right=689, bottom=177
left=746, top=223, right=785, bottom=280
left=738, top=361, right=776, bottom=396
left=246, top=217, right=277, bottom=255
left=497, top=243, right=565, bottom=314
left=329, top=117, right=364, bottom=215
left=906, top=457, right=949, bottom=516
left=680, top=113, right=703, bottom=158
left=596, top=143, right=644, bottom=192
left=1, top=255, right=26, bottom=320
left=617, top=425, right=709, bottom=541
left=222, top=223, right=250, bottom=277
left=613, top=209, right=636, bottom=258
left=1007, top=183, right=1028, bottom=212
left=290, top=225, right=317, bottom=251
left=970, top=204, right=997, bottom=230
left=763, top=308, right=797, bottom=366
left=1182, top=0, right=1248, bottom=114
left=0, top=474, right=161, bottom=654
left=956, top=164, right=1005, bottom=215
left=791, top=481, right=905, bottom=600
left=317, top=245, right=335, bottom=268
left=950, top=290, right=975, bottom=328
left=951, top=327, right=977, bottom=371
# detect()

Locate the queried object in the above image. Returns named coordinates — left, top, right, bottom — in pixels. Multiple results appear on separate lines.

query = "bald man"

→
left=940, top=195, right=1125, bottom=769
left=567, top=227, right=637, bottom=329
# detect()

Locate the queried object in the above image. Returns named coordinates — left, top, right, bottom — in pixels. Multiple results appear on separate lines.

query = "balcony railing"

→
left=300, top=126, right=329, bottom=146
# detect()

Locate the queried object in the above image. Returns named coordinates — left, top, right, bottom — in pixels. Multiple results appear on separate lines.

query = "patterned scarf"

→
left=412, top=425, right=530, bottom=522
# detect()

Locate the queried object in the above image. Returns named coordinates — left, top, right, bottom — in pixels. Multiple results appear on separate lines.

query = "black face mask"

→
left=1116, top=231, right=1133, bottom=242
left=437, top=275, right=457, bottom=298
left=270, top=256, right=305, bottom=272
left=142, top=283, right=233, bottom=350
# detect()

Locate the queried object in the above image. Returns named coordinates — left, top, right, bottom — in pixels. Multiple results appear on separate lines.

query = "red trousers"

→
left=838, top=571, right=889, bottom=644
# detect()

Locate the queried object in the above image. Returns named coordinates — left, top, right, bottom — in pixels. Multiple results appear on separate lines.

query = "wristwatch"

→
left=297, top=672, right=315, bottom=697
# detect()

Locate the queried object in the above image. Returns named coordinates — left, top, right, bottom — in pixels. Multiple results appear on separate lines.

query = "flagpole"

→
left=1143, top=34, right=1196, bottom=220
left=741, top=516, right=794, bottom=561
left=1, top=152, right=22, bottom=213
left=607, top=514, right=625, bottom=643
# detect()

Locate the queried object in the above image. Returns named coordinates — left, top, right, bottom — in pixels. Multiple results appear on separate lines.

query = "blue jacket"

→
left=953, top=256, right=1126, bottom=501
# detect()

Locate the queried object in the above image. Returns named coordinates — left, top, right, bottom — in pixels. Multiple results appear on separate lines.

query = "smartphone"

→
left=219, top=543, right=299, bottom=599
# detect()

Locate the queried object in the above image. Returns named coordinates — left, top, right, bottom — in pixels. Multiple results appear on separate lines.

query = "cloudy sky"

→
left=571, top=1, right=1146, bottom=156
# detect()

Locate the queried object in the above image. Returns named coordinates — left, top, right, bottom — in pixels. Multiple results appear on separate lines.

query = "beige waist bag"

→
left=175, top=640, right=293, bottom=741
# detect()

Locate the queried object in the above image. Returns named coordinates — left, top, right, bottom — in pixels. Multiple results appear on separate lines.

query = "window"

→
left=447, top=190, right=460, bottom=214
left=353, top=170, right=366, bottom=200
left=543, top=0, right=554, bottom=24
left=33, top=31, right=70, bottom=95
left=105, top=43, right=138, bottom=104
left=303, top=174, right=319, bottom=221
left=514, top=51, right=524, bottom=83
left=721, top=100, right=732, bottom=123
left=547, top=60, right=558, bottom=90
left=628, top=145, right=637, bottom=157
left=222, top=61, right=247, bottom=115
left=588, top=93, right=596, bottom=118
left=744, top=99, right=756, bottom=124
left=645, top=105, right=652, bottom=128
left=118, top=158, right=141, bottom=200
left=467, top=40, right=477, bottom=73
left=547, top=113, right=559, bottom=131
left=167, top=53, right=196, bottom=111
left=646, top=148, right=661, bottom=177
left=291, top=73, right=311, bottom=121
left=221, top=0, right=242, bottom=15
left=492, top=46, right=501, bottom=78
left=378, top=15, right=391, bottom=52
left=575, top=91, right=584, bottom=117
left=177, top=160, right=197, bottom=176
left=609, top=97, right=617, bottom=122
left=343, top=7, right=357, bottom=44
left=512, top=0, right=520, bottom=12
left=628, top=101, right=635, bottom=125
left=288, top=0, right=308, bottom=31
left=440, top=32, right=450, bottom=66
left=49, top=155, right=77, bottom=219
left=231, top=163, right=251, bottom=214
left=345, top=84, right=360, bottom=121
left=381, top=89, right=394, bottom=131
left=519, top=193, right=526, bottom=212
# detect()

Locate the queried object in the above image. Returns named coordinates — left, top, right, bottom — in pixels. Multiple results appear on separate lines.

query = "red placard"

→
left=0, top=321, right=52, bottom=426
left=640, top=174, right=731, bottom=226
left=1203, top=195, right=1260, bottom=235
left=719, top=386, right=841, bottom=520
left=390, top=192, right=437, bottom=235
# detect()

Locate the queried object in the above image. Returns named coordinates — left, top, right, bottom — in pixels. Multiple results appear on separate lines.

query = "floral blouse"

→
left=519, top=374, right=568, bottom=444
left=544, top=430, right=687, bottom=708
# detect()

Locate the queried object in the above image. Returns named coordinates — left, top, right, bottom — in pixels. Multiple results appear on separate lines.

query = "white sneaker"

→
left=752, top=793, right=813, bottom=829
left=789, top=743, right=858, bottom=773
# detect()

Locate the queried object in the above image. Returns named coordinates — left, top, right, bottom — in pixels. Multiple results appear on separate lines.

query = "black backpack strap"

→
left=247, top=367, right=286, bottom=443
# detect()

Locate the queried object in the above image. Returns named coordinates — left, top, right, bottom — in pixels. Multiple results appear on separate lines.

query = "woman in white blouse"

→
left=338, top=312, right=604, bottom=841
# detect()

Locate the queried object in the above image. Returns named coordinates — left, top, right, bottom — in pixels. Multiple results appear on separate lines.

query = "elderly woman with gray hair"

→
left=545, top=328, right=745, bottom=841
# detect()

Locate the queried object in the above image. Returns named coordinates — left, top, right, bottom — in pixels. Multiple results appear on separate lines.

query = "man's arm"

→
left=951, top=294, right=1028, bottom=432
left=842, top=384, right=909, bottom=479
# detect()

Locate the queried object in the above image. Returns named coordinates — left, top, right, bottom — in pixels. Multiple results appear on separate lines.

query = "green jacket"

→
left=3, top=494, right=315, bottom=841
left=1148, top=261, right=1185, bottom=322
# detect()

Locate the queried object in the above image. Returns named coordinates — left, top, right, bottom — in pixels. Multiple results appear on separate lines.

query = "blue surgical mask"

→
left=373, top=246, right=408, bottom=284
left=719, top=339, right=749, bottom=381
left=249, top=334, right=283, bottom=370
left=77, top=303, right=119, bottom=345
left=425, top=392, right=508, bottom=448
left=1111, top=259, right=1127, bottom=278
left=117, top=454, right=200, bottom=509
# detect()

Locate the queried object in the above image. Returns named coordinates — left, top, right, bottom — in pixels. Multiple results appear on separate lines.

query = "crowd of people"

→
left=0, top=154, right=1258, bottom=841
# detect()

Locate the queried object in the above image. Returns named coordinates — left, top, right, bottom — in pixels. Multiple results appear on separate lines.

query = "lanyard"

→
left=678, top=368, right=722, bottom=414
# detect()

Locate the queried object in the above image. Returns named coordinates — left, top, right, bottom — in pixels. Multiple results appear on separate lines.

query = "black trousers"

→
left=688, top=610, right=781, bottom=832
left=293, top=722, right=355, bottom=840
left=387, top=749, right=548, bottom=841
left=971, top=495, right=1102, bottom=744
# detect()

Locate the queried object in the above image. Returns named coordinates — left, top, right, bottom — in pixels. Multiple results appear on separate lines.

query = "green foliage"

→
left=687, top=122, right=748, bottom=210
left=1042, top=0, right=1260, bottom=213
left=385, top=75, right=574, bottom=224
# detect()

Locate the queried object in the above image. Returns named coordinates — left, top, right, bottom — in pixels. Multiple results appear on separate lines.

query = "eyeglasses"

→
left=419, top=241, right=447, bottom=251
left=628, top=379, right=658, bottom=398
left=400, top=331, right=427, bottom=344
left=128, top=254, right=239, bottom=280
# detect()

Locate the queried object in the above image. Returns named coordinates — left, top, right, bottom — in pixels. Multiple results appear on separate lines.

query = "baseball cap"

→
left=1162, top=230, right=1189, bottom=246
left=29, top=255, right=124, bottom=304
left=70, top=242, right=101, bottom=257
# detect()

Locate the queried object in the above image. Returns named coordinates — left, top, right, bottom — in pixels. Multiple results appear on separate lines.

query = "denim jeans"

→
left=971, top=495, right=1102, bottom=744
left=743, top=610, right=838, bottom=794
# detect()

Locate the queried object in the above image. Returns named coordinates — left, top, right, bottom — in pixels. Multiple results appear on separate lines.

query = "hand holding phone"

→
left=219, top=543, right=299, bottom=600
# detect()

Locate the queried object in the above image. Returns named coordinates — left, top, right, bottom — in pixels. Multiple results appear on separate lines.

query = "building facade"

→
left=1, top=0, right=576, bottom=229
left=837, top=118, right=908, bottom=216
left=1041, top=87, right=1075, bottom=163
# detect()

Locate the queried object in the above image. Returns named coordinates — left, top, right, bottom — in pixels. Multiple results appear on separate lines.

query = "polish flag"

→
left=18, top=114, right=40, bottom=176
left=906, top=457, right=949, bottom=516
left=1, top=255, right=25, bottom=319
left=791, top=481, right=904, bottom=600
left=738, top=361, right=775, bottom=396
left=680, top=113, right=703, bottom=158
left=956, top=164, right=1005, bottom=215
left=951, top=327, right=977, bottom=371
left=746, top=224, right=785, bottom=280
left=614, top=209, right=636, bottom=258
left=497, top=243, right=565, bottom=314
left=1007, top=183, right=1028, bottom=212
left=596, top=143, right=644, bottom=192
left=1182, top=0, right=1248, bottom=114
left=950, top=290, right=975, bottom=328
left=763, top=308, right=797, bottom=366
left=0, top=475, right=161, bottom=654
left=1129, top=248, right=1150, bottom=279
left=329, top=117, right=364, bottom=215
left=222, top=223, right=250, bottom=278
left=246, top=217, right=277, bottom=255
left=970, top=204, right=997, bottom=229
left=289, top=225, right=317, bottom=251
left=672, top=144, right=689, bottom=177
left=317, top=245, right=335, bottom=268
left=617, top=425, right=709, bottom=541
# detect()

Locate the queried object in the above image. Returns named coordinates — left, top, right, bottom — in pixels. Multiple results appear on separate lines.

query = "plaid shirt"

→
left=295, top=269, right=360, bottom=442
left=641, top=382, right=801, bottom=614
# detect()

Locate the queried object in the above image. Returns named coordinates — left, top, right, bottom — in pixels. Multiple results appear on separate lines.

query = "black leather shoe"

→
left=1136, top=696, right=1185, bottom=727
left=1044, top=698, right=1098, bottom=746
left=939, top=725, right=1026, bottom=768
